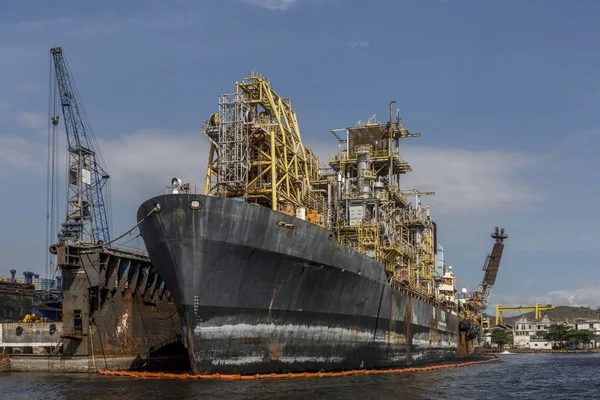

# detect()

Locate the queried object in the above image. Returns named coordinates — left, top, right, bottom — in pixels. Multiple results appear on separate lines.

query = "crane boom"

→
left=468, top=227, right=507, bottom=312
left=50, top=47, right=110, bottom=245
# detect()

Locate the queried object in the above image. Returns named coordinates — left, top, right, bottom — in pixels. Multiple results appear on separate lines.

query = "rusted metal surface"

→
left=138, top=194, right=460, bottom=375
left=56, top=245, right=185, bottom=365
left=0, top=282, right=35, bottom=322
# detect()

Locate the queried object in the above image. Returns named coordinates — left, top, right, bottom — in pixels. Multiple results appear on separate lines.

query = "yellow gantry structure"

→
left=203, top=70, right=322, bottom=212
left=495, top=302, right=554, bottom=325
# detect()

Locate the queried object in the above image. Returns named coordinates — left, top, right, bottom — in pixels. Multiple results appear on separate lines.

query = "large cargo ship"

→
left=137, top=72, right=492, bottom=374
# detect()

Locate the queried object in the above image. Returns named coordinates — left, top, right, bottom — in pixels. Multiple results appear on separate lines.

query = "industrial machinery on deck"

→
left=202, top=78, right=442, bottom=298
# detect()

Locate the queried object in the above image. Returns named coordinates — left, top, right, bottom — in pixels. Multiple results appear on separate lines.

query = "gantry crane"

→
left=50, top=47, right=111, bottom=245
left=495, top=302, right=554, bottom=325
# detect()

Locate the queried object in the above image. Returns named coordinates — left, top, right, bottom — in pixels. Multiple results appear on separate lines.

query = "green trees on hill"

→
left=543, top=324, right=595, bottom=347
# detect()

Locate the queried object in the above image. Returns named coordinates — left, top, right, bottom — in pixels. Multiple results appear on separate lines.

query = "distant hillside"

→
left=494, top=306, right=600, bottom=325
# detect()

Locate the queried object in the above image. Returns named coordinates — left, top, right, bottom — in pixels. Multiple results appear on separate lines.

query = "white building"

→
left=572, top=320, right=600, bottom=335
left=528, top=339, right=552, bottom=350
left=569, top=320, right=600, bottom=348
left=513, top=315, right=553, bottom=348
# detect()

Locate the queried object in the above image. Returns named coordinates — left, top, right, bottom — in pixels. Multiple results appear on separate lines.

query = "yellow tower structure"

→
left=202, top=70, right=323, bottom=214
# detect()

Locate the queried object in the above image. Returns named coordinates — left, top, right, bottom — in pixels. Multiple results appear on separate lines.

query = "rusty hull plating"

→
left=137, top=194, right=462, bottom=375
left=56, top=245, right=187, bottom=369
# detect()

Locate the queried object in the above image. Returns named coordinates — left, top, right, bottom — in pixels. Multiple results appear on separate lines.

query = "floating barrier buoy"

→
left=98, top=355, right=500, bottom=380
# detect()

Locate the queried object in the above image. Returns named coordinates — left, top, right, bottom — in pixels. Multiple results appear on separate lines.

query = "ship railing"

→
left=390, top=278, right=457, bottom=312
left=328, top=148, right=401, bottom=163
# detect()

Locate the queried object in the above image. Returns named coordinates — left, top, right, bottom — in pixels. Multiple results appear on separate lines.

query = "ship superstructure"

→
left=201, top=72, right=444, bottom=304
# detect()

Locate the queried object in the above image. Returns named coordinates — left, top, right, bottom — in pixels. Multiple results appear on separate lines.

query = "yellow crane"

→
left=495, top=302, right=554, bottom=325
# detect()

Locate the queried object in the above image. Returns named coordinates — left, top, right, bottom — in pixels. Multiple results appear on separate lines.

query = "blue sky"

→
left=1, top=0, right=600, bottom=308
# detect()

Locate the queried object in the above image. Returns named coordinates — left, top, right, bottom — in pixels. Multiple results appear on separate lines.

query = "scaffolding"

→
left=203, top=71, right=322, bottom=213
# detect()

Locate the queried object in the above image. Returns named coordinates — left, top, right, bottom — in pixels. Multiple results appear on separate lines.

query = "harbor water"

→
left=1, top=354, right=598, bottom=399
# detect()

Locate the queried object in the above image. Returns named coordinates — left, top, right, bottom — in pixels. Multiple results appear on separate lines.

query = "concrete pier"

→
left=0, top=322, right=187, bottom=372
left=0, top=322, right=62, bottom=354
left=5, top=354, right=186, bottom=372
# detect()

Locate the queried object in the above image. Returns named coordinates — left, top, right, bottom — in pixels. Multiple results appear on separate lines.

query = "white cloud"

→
left=239, top=0, right=297, bottom=11
left=515, top=232, right=600, bottom=253
left=16, top=111, right=47, bottom=129
left=497, top=287, right=600, bottom=309
left=98, top=129, right=210, bottom=204
left=0, top=125, right=544, bottom=218
left=401, top=146, right=544, bottom=213
left=348, top=40, right=370, bottom=48
left=537, top=288, right=600, bottom=307
left=309, top=143, right=543, bottom=214
left=0, top=127, right=210, bottom=204
left=0, top=136, right=44, bottom=176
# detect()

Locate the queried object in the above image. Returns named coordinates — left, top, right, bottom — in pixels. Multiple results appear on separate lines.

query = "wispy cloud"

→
left=402, top=146, right=544, bottom=213
left=496, top=286, right=600, bottom=309
left=99, top=129, right=210, bottom=204
left=514, top=231, right=600, bottom=253
left=239, top=0, right=297, bottom=11
left=16, top=111, right=47, bottom=129
left=348, top=40, right=370, bottom=48
left=307, top=143, right=543, bottom=214
left=0, top=136, right=45, bottom=177
left=0, top=127, right=209, bottom=205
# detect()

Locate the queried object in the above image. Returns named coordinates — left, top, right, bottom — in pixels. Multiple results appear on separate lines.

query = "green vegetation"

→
left=565, top=330, right=594, bottom=346
left=543, top=324, right=595, bottom=347
left=491, top=328, right=512, bottom=347
left=544, top=324, right=570, bottom=342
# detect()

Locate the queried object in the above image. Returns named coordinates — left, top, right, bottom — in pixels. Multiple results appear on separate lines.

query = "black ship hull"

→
left=138, top=194, right=460, bottom=374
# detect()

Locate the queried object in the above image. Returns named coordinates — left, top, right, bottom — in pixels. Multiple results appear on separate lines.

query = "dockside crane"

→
left=469, top=227, right=507, bottom=312
left=49, top=47, right=111, bottom=245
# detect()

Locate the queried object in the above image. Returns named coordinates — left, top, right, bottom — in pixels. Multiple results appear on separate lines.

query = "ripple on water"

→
left=1, top=354, right=599, bottom=400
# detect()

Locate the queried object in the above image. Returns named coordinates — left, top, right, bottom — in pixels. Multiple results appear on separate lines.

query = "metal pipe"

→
left=327, top=181, right=332, bottom=226
left=389, top=100, right=395, bottom=185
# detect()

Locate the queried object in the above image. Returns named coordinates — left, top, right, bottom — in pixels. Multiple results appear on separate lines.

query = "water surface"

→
left=1, top=354, right=598, bottom=399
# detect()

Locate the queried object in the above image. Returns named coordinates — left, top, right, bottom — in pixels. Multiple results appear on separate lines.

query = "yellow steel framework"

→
left=203, top=71, right=322, bottom=212
left=327, top=110, right=441, bottom=295
left=495, top=302, right=554, bottom=325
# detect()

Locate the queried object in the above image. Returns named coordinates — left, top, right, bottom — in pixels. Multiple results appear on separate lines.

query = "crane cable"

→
left=76, top=206, right=159, bottom=250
